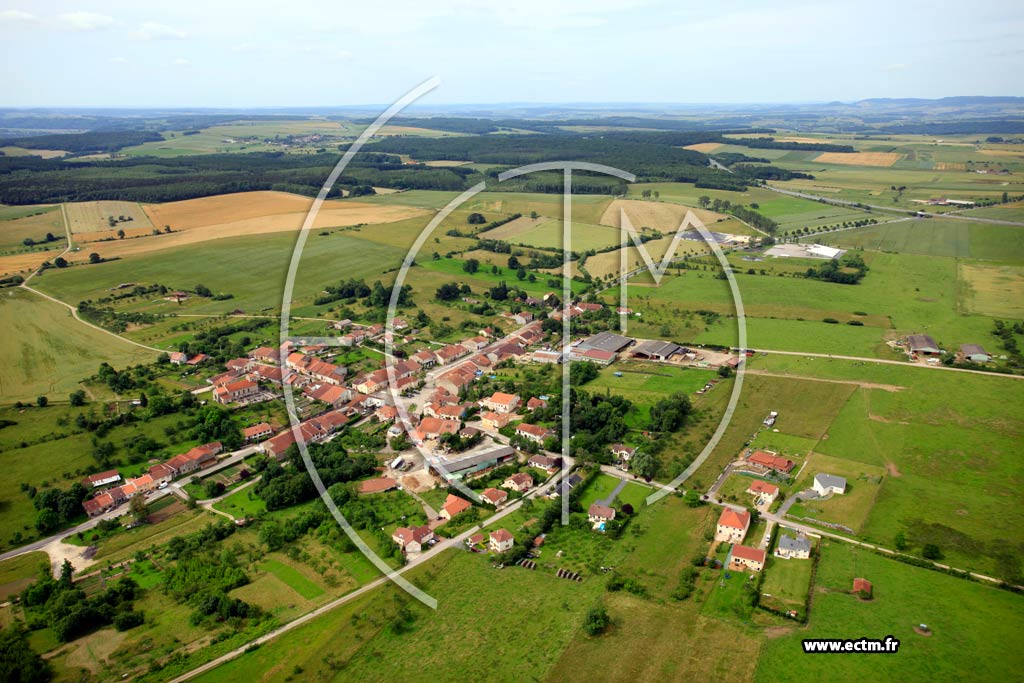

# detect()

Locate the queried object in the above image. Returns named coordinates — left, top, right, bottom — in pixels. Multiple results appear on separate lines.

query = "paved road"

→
left=167, top=461, right=576, bottom=683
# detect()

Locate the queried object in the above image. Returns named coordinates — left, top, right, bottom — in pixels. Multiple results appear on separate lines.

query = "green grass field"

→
left=815, top=217, right=1024, bottom=262
left=760, top=552, right=814, bottom=616
left=756, top=542, right=1024, bottom=683
left=213, top=488, right=267, bottom=518
left=259, top=557, right=325, bottom=599
left=747, top=353, right=1024, bottom=579
left=0, top=288, right=156, bottom=403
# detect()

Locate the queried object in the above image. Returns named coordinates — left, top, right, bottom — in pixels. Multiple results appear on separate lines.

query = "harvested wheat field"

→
left=814, top=151, right=901, bottom=167
left=599, top=199, right=727, bottom=232
left=66, top=201, right=154, bottom=233
left=978, top=148, right=1024, bottom=158
left=479, top=215, right=545, bottom=241
left=935, top=162, right=966, bottom=171
left=683, top=142, right=722, bottom=153
left=65, top=192, right=430, bottom=263
left=578, top=234, right=712, bottom=280
left=143, top=191, right=426, bottom=232
left=423, top=159, right=470, bottom=167
left=0, top=251, right=56, bottom=277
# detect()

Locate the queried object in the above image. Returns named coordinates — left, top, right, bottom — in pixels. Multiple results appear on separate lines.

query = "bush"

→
left=114, top=610, right=144, bottom=631
left=583, top=605, right=610, bottom=635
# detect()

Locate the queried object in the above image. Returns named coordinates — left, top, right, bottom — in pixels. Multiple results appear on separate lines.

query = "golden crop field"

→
left=65, top=192, right=430, bottom=263
left=814, top=151, right=902, bottom=167
left=66, top=200, right=154, bottom=233
left=683, top=142, right=722, bottom=153
left=599, top=199, right=728, bottom=231
left=959, top=262, right=1024, bottom=318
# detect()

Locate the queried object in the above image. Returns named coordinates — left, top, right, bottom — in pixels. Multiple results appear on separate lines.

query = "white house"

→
left=812, top=473, right=847, bottom=496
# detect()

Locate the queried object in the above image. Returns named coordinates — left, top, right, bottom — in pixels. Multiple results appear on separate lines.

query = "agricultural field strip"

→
left=165, top=465, right=571, bottom=683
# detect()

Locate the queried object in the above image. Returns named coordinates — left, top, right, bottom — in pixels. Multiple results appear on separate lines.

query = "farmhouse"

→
left=503, top=472, right=533, bottom=492
left=440, top=494, right=473, bottom=520
left=480, top=488, right=508, bottom=507
left=747, top=479, right=779, bottom=504
left=631, top=339, right=682, bottom=361
left=515, top=423, right=552, bottom=444
left=960, top=344, right=991, bottom=363
left=588, top=504, right=616, bottom=524
left=242, top=422, right=274, bottom=443
left=436, top=344, right=470, bottom=365
left=392, top=525, right=434, bottom=553
left=813, top=473, right=847, bottom=496
left=169, top=352, right=189, bottom=365
left=907, top=334, right=941, bottom=356
left=249, top=346, right=280, bottom=363
left=213, top=378, right=259, bottom=404
left=747, top=450, right=795, bottom=474
left=148, top=463, right=174, bottom=485
left=715, top=508, right=751, bottom=543
left=83, top=470, right=121, bottom=489
left=776, top=534, right=812, bottom=560
left=481, top=392, right=521, bottom=414
left=729, top=545, right=766, bottom=572
left=411, top=349, right=437, bottom=367
left=436, top=365, right=477, bottom=395
left=489, top=528, right=514, bottom=553
left=82, top=492, right=116, bottom=517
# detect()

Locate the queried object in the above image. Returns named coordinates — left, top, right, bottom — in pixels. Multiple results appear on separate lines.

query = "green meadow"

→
left=757, top=542, right=1024, bottom=683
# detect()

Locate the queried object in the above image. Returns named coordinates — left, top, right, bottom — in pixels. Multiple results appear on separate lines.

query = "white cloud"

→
left=300, top=43, right=352, bottom=61
left=57, top=11, right=115, bottom=31
left=0, top=9, right=36, bottom=23
left=132, top=21, right=187, bottom=41
left=109, top=56, right=127, bottom=64
left=172, top=57, right=191, bottom=66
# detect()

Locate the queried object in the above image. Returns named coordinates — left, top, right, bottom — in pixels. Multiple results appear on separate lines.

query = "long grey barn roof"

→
left=578, top=331, right=633, bottom=353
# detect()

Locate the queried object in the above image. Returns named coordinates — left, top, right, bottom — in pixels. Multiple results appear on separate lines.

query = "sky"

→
left=1, top=0, right=1022, bottom=108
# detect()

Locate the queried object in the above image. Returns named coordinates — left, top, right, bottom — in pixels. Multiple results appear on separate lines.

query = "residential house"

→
left=169, top=352, right=189, bottom=366
left=526, top=396, right=548, bottom=411
left=148, top=463, right=174, bottom=485
left=375, top=405, right=399, bottom=423
left=502, top=472, right=534, bottom=492
left=812, top=473, right=847, bottom=496
left=480, top=411, right=512, bottom=431
left=775, top=534, right=812, bottom=560
left=83, top=470, right=121, bottom=489
left=412, top=416, right=460, bottom=443
left=436, top=344, right=469, bottom=365
left=747, top=450, right=795, bottom=474
left=609, top=444, right=636, bottom=462
left=515, top=423, right=551, bottom=444
left=440, top=494, right=472, bottom=520
left=213, top=378, right=259, bottom=404
left=354, top=369, right=390, bottom=394
left=489, top=528, right=514, bottom=553
left=481, top=392, right=520, bottom=414
left=392, top=525, right=435, bottom=553
left=747, top=479, right=780, bottom=504
left=588, top=504, right=616, bottom=524
left=730, top=545, right=766, bottom=572
left=480, top=488, right=508, bottom=507
left=715, top=508, right=751, bottom=543
left=411, top=349, right=437, bottom=368
left=248, top=346, right=280, bottom=363
left=243, top=422, right=274, bottom=443
left=528, top=454, right=560, bottom=473
left=82, top=492, right=116, bottom=517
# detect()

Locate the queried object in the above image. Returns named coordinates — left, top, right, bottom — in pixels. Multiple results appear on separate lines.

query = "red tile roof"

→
left=731, top=545, right=766, bottom=563
left=717, top=508, right=751, bottom=531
